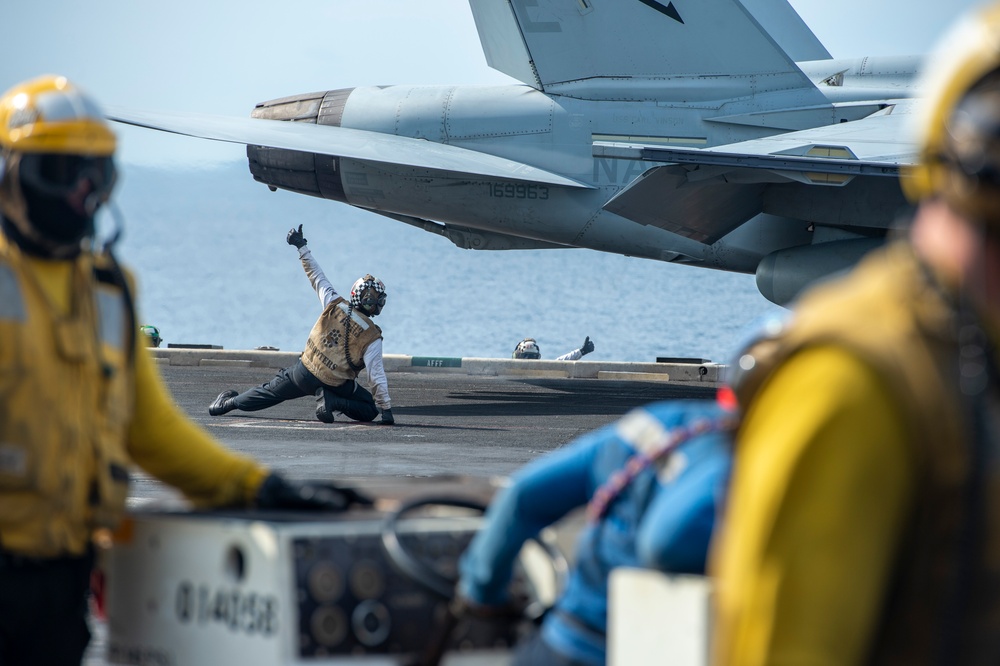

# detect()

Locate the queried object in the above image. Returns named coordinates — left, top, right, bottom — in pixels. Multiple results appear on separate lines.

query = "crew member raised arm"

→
left=294, top=231, right=391, bottom=414
left=513, top=336, right=596, bottom=360
left=209, top=224, right=394, bottom=424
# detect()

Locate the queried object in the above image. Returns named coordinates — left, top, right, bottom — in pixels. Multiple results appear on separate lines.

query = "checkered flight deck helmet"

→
left=903, top=2, right=1000, bottom=229
left=513, top=338, right=541, bottom=359
left=0, top=75, right=117, bottom=258
left=351, top=274, right=387, bottom=316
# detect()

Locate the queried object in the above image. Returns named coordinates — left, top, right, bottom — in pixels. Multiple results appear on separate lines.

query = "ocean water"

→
left=111, top=161, right=784, bottom=364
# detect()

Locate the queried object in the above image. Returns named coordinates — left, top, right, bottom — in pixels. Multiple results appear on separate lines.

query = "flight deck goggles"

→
left=359, top=292, right=387, bottom=310
left=17, top=152, right=116, bottom=201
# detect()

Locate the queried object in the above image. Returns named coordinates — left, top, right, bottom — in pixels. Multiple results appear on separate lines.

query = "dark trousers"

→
left=233, top=359, right=378, bottom=422
left=0, top=551, right=94, bottom=666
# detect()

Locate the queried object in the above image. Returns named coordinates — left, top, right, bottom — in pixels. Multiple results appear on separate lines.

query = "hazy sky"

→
left=0, top=0, right=989, bottom=165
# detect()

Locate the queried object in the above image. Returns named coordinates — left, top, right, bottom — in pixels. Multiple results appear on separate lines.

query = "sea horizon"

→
left=111, top=160, right=784, bottom=365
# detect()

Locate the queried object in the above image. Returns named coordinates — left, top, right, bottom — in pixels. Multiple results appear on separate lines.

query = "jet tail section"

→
left=739, top=0, right=830, bottom=62
left=468, top=0, right=829, bottom=103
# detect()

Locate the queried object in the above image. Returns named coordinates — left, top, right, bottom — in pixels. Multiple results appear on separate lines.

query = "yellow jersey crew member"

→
left=712, top=5, right=1000, bottom=665
left=0, top=75, right=357, bottom=666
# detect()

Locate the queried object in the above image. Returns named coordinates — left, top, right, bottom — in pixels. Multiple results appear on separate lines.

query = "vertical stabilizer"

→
left=468, top=0, right=829, bottom=102
left=740, top=0, right=830, bottom=62
left=469, top=0, right=541, bottom=88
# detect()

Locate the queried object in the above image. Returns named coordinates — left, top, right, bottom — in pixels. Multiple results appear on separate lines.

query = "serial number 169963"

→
left=486, top=183, right=549, bottom=199
left=175, top=581, right=279, bottom=637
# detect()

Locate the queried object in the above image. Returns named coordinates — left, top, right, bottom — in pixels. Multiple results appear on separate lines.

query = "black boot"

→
left=315, top=402, right=336, bottom=423
left=315, top=388, right=336, bottom=423
left=209, top=389, right=239, bottom=416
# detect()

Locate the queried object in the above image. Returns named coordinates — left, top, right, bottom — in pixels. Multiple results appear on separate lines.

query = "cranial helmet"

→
left=903, top=2, right=1000, bottom=228
left=351, top=274, right=387, bottom=315
left=0, top=75, right=118, bottom=258
left=512, top=338, right=541, bottom=359
left=139, top=324, right=162, bottom=348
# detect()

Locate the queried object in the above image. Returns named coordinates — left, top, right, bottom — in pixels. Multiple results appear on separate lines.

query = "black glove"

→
left=580, top=336, right=595, bottom=356
left=380, top=408, right=395, bottom=425
left=286, top=224, right=307, bottom=249
left=254, top=473, right=371, bottom=511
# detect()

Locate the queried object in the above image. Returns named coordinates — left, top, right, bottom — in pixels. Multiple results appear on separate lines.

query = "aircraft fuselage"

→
left=248, top=55, right=917, bottom=293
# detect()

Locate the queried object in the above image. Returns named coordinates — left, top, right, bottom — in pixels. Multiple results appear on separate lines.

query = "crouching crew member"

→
left=210, top=224, right=395, bottom=424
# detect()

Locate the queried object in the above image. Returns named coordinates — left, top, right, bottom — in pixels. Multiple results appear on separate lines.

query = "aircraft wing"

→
left=595, top=100, right=917, bottom=243
left=105, top=106, right=592, bottom=189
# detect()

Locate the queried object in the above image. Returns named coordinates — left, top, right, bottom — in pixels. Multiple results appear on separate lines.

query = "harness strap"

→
left=586, top=413, right=738, bottom=523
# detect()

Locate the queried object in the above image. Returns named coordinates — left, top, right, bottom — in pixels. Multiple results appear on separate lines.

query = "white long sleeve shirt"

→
left=298, top=246, right=391, bottom=410
left=556, top=348, right=584, bottom=361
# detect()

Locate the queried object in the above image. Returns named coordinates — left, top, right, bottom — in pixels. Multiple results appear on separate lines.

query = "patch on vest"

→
left=322, top=329, right=342, bottom=349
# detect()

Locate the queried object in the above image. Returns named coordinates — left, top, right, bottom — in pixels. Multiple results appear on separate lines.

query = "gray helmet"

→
left=513, top=338, right=541, bottom=359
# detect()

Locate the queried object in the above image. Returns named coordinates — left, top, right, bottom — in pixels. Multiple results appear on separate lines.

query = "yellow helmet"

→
left=0, top=76, right=117, bottom=258
left=0, top=74, right=115, bottom=157
left=903, top=2, right=1000, bottom=225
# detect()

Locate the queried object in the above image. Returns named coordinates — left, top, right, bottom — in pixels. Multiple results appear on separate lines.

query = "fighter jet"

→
left=108, top=0, right=921, bottom=305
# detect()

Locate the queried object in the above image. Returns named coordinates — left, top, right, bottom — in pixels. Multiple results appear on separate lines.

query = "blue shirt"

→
left=458, top=400, right=733, bottom=665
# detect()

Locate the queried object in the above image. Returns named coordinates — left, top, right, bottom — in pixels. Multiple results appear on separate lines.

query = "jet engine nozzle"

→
left=246, top=89, right=355, bottom=202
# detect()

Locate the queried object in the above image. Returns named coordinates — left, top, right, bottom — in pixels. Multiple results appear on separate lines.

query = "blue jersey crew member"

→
left=458, top=400, right=733, bottom=665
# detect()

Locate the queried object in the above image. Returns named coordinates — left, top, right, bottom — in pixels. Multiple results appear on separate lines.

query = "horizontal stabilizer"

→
left=594, top=100, right=917, bottom=179
left=603, top=166, right=764, bottom=244
left=106, top=106, right=591, bottom=189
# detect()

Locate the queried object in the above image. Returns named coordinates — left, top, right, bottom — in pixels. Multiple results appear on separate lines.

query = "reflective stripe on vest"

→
left=0, top=263, right=24, bottom=321
left=96, top=284, right=126, bottom=350
left=336, top=300, right=372, bottom=331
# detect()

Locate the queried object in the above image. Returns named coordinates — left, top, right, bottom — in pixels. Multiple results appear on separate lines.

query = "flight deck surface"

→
left=87, top=352, right=718, bottom=665
left=131, top=354, right=718, bottom=504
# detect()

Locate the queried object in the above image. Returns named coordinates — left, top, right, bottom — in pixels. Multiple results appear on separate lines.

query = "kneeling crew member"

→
left=210, top=224, right=394, bottom=424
